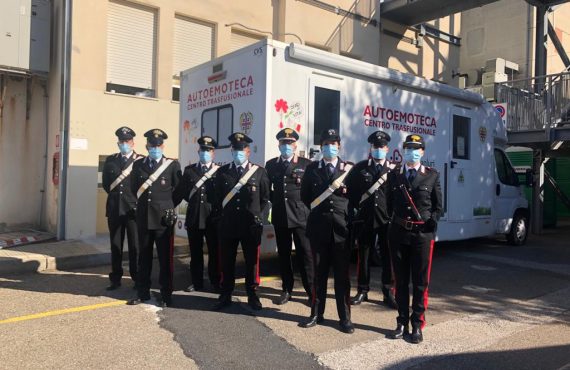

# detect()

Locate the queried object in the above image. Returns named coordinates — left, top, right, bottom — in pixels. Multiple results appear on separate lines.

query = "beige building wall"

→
left=459, top=1, right=570, bottom=84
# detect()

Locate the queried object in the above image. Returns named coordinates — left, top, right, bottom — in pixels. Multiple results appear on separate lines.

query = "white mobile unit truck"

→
left=177, top=39, right=529, bottom=250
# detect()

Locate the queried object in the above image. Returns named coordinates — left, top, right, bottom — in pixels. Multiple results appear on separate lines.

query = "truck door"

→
left=447, top=107, right=473, bottom=221
left=493, top=148, right=521, bottom=229
left=307, top=75, right=343, bottom=160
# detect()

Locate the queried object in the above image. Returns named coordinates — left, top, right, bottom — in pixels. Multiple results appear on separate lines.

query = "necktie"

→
left=408, top=168, right=417, bottom=182
left=326, top=163, right=334, bottom=178
left=376, top=163, right=382, bottom=174
left=201, top=165, right=207, bottom=175
left=122, top=156, right=128, bottom=164
left=149, top=160, right=155, bottom=170
left=237, top=166, right=244, bottom=177
left=282, top=160, right=290, bottom=171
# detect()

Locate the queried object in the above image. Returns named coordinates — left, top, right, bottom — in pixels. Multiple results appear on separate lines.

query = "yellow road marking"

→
left=0, top=300, right=126, bottom=325
left=235, top=276, right=280, bottom=285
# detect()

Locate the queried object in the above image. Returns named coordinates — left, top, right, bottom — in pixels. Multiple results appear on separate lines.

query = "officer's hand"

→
left=426, top=218, right=437, bottom=232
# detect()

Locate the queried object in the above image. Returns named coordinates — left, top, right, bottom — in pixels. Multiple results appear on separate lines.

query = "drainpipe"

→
left=57, top=0, right=72, bottom=240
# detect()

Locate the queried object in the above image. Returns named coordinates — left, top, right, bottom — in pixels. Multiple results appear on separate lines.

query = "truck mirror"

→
left=525, top=169, right=533, bottom=187
left=309, top=148, right=321, bottom=160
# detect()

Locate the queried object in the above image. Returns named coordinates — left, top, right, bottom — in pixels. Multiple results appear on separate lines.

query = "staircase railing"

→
left=496, top=71, right=570, bottom=133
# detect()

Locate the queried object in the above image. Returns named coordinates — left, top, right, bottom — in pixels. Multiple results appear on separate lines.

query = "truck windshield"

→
left=495, top=149, right=519, bottom=186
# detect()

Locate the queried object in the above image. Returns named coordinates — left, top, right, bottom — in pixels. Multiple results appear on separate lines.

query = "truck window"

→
left=201, top=105, right=234, bottom=148
left=313, top=87, right=340, bottom=145
left=494, top=149, right=519, bottom=186
left=452, top=115, right=470, bottom=160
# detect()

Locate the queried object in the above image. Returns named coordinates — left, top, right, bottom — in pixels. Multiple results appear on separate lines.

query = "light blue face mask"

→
left=403, top=148, right=422, bottom=164
left=279, top=144, right=294, bottom=158
left=371, top=148, right=387, bottom=160
left=118, top=142, right=132, bottom=155
left=199, top=150, right=212, bottom=164
left=148, top=146, right=163, bottom=161
left=322, top=144, right=339, bottom=160
left=232, top=150, right=246, bottom=165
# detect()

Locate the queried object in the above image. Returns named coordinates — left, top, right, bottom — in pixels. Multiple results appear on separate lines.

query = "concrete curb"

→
left=0, top=242, right=189, bottom=276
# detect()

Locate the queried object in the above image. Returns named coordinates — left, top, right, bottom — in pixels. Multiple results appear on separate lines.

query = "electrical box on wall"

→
left=0, top=0, right=50, bottom=74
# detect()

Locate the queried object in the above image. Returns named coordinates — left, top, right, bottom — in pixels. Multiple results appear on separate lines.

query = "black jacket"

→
left=386, top=164, right=443, bottom=225
left=131, top=156, right=182, bottom=230
left=346, top=158, right=395, bottom=229
left=102, top=152, right=143, bottom=218
left=173, top=163, right=220, bottom=230
left=265, top=155, right=311, bottom=229
left=301, top=158, right=353, bottom=245
left=214, top=162, right=270, bottom=238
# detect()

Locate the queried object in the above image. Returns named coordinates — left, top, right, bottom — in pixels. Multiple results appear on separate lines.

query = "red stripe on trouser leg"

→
left=420, top=240, right=435, bottom=330
left=255, top=244, right=261, bottom=285
left=169, top=230, right=174, bottom=290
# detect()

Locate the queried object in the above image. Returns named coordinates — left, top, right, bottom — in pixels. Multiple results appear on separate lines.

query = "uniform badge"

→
left=160, top=177, right=166, bottom=185
left=251, top=185, right=257, bottom=192
left=296, top=177, right=301, bottom=185
left=342, top=186, right=347, bottom=194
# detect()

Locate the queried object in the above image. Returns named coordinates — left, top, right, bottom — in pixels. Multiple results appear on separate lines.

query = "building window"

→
left=106, top=0, right=157, bottom=97
left=201, top=105, right=234, bottom=148
left=229, top=29, right=264, bottom=53
left=172, top=15, right=215, bottom=101
left=452, top=115, right=470, bottom=160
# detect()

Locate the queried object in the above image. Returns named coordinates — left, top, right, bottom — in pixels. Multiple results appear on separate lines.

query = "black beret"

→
left=197, top=136, right=217, bottom=150
left=403, top=134, right=425, bottom=149
left=115, top=126, right=135, bottom=140
left=276, top=128, right=299, bottom=142
left=228, top=132, right=253, bottom=150
left=144, top=128, right=168, bottom=146
left=320, top=128, right=341, bottom=144
left=367, top=130, right=391, bottom=147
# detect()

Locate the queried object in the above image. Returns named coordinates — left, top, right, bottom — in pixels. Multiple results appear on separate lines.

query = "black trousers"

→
left=219, top=229, right=262, bottom=296
left=274, top=226, right=314, bottom=297
left=389, top=225, right=435, bottom=329
left=187, top=222, right=220, bottom=289
left=108, top=214, right=138, bottom=284
left=310, top=239, right=351, bottom=322
left=356, top=223, right=393, bottom=295
left=137, top=226, right=174, bottom=300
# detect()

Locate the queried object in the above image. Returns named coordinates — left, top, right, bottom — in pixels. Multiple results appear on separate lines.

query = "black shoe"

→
left=339, top=319, right=355, bottom=334
left=350, top=292, right=368, bottom=305
left=299, top=315, right=324, bottom=328
left=212, top=295, right=232, bottom=311
left=127, top=296, right=150, bottom=305
left=184, top=284, right=196, bottom=292
left=411, top=326, right=423, bottom=344
left=383, top=293, right=398, bottom=309
left=159, top=297, right=172, bottom=308
left=389, top=323, right=409, bottom=339
left=275, top=291, right=291, bottom=305
left=106, top=282, right=121, bottom=291
left=248, top=294, right=263, bottom=311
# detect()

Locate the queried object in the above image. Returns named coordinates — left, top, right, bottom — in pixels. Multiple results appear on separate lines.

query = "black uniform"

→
left=102, top=151, right=142, bottom=285
left=346, top=158, right=395, bottom=297
left=387, top=164, right=442, bottom=329
left=301, top=158, right=353, bottom=322
left=173, top=162, right=220, bottom=290
left=215, top=161, right=270, bottom=297
left=132, top=156, right=182, bottom=302
left=265, top=155, right=314, bottom=298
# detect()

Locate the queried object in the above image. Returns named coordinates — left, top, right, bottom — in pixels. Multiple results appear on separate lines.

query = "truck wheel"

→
left=507, top=213, right=528, bottom=246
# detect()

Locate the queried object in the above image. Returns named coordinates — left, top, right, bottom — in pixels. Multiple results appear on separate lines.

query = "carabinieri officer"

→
left=300, top=129, right=355, bottom=334
left=265, top=128, right=314, bottom=306
left=213, top=132, right=270, bottom=311
left=387, top=134, right=442, bottom=344
left=102, top=126, right=142, bottom=290
left=173, top=136, right=221, bottom=292
left=345, top=130, right=397, bottom=308
left=128, top=129, right=182, bottom=308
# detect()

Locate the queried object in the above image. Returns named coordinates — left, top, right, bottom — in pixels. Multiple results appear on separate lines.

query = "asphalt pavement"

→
left=1, top=226, right=570, bottom=369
